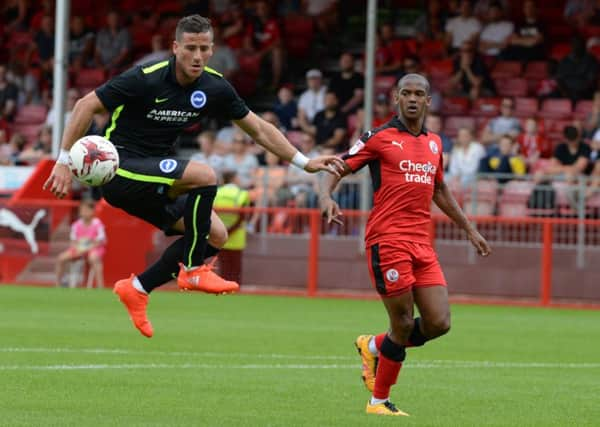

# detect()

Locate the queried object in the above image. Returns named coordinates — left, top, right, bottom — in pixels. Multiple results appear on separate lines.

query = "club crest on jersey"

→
left=159, top=158, right=178, bottom=173
left=429, top=140, right=439, bottom=154
left=386, top=269, right=399, bottom=282
left=349, top=140, right=365, bottom=155
left=190, top=90, right=207, bottom=109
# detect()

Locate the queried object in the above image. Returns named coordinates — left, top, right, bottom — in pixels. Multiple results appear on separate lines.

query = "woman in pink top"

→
left=56, top=199, right=106, bottom=288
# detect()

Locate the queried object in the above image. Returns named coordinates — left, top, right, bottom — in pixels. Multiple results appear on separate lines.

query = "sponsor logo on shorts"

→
left=429, top=140, right=439, bottom=154
left=386, top=269, right=399, bottom=282
left=159, top=159, right=178, bottom=173
left=190, top=90, right=207, bottom=109
left=349, top=140, right=365, bottom=155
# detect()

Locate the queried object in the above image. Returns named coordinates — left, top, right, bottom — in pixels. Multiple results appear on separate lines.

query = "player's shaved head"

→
left=397, top=74, right=430, bottom=95
left=176, top=15, right=212, bottom=41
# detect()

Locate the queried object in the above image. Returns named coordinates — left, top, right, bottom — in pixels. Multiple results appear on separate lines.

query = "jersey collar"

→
left=390, top=116, right=428, bottom=136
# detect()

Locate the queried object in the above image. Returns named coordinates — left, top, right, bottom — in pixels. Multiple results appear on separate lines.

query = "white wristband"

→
left=56, top=148, right=70, bottom=165
left=291, top=151, right=310, bottom=170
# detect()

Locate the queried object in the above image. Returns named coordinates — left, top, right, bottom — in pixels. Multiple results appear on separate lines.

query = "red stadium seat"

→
left=419, top=40, right=447, bottom=60
left=514, top=97, right=539, bottom=118
left=470, top=97, right=501, bottom=117
left=589, top=45, right=600, bottom=61
left=574, top=100, right=593, bottom=120
left=237, top=54, right=262, bottom=75
left=9, top=123, right=42, bottom=144
left=13, top=105, right=47, bottom=125
left=444, top=116, right=476, bottom=138
left=490, top=61, right=522, bottom=79
left=538, top=99, right=572, bottom=120
left=375, top=75, right=397, bottom=94
left=424, top=59, right=454, bottom=78
left=74, top=68, right=106, bottom=89
left=463, top=180, right=499, bottom=216
left=440, top=97, right=470, bottom=115
left=523, top=61, right=549, bottom=80
left=549, top=43, right=571, bottom=61
left=283, top=16, right=314, bottom=58
left=544, top=118, right=572, bottom=143
left=498, top=180, right=535, bottom=217
left=495, top=78, right=528, bottom=97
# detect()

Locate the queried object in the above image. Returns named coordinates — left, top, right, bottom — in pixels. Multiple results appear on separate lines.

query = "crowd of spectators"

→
left=3, top=0, right=600, bottom=218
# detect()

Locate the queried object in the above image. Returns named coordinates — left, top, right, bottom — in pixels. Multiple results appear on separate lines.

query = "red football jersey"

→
left=343, top=116, right=444, bottom=246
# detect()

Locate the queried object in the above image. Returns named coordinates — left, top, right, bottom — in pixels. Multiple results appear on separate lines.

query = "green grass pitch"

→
left=0, top=285, right=599, bottom=426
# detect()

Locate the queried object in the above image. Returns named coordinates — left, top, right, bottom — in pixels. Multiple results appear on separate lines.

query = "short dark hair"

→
left=564, top=125, right=579, bottom=141
left=176, top=15, right=212, bottom=41
left=397, top=73, right=430, bottom=94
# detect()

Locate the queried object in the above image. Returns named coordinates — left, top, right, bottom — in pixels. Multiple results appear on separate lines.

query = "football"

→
left=69, top=135, right=119, bottom=186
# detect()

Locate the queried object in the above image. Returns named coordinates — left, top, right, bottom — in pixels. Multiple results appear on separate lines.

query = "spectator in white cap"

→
left=297, top=68, right=326, bottom=133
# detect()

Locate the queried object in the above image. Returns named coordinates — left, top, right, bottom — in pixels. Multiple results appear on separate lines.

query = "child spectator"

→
left=55, top=199, right=106, bottom=288
left=479, top=134, right=526, bottom=182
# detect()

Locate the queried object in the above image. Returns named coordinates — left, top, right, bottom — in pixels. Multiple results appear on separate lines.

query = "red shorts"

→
left=366, top=240, right=446, bottom=297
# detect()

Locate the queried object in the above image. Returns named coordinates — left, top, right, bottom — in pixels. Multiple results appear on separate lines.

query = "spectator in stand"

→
left=372, top=93, right=395, bottom=128
left=479, top=134, right=526, bottom=182
left=554, top=36, right=599, bottom=102
left=46, top=88, right=79, bottom=129
left=481, top=97, right=521, bottom=151
left=0, top=129, right=10, bottom=165
left=301, top=91, right=347, bottom=152
left=222, top=131, right=259, bottom=189
left=297, top=69, right=326, bottom=131
left=191, top=130, right=227, bottom=175
left=134, top=34, right=170, bottom=66
left=284, top=132, right=320, bottom=208
left=18, top=125, right=52, bottom=165
left=6, top=63, right=39, bottom=105
left=426, top=113, right=453, bottom=169
left=447, top=41, right=495, bottom=100
left=473, top=0, right=510, bottom=20
left=396, top=55, right=421, bottom=80
left=6, top=132, right=27, bottom=166
left=375, top=23, right=403, bottom=76
left=302, top=0, right=339, bottom=43
left=446, top=126, right=486, bottom=187
left=55, top=199, right=106, bottom=289
left=328, top=52, right=365, bottom=115
left=415, top=0, right=448, bottom=42
left=501, top=0, right=545, bottom=62
left=517, top=118, right=551, bottom=169
left=220, top=2, right=246, bottom=51
left=95, top=10, right=132, bottom=75
left=69, top=15, right=95, bottom=70
left=584, top=91, right=600, bottom=137
left=2, top=0, right=27, bottom=32
left=0, top=65, right=18, bottom=121
left=243, top=0, right=283, bottom=89
left=478, top=2, right=514, bottom=58
left=445, top=0, right=482, bottom=52
left=586, top=131, right=600, bottom=195
left=273, top=86, right=298, bottom=131
left=34, top=15, right=55, bottom=74
left=536, top=125, right=590, bottom=183
left=207, top=26, right=238, bottom=80
left=564, top=0, right=597, bottom=27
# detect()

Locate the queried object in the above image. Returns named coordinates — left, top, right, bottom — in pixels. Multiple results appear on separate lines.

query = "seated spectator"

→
left=4, top=132, right=27, bottom=165
left=297, top=69, right=326, bottom=131
left=536, top=125, right=590, bottom=183
left=300, top=91, right=347, bottom=152
left=584, top=90, right=600, bottom=137
left=134, top=34, right=170, bottom=66
left=0, top=65, right=18, bottom=121
left=18, top=125, right=52, bottom=165
left=517, top=118, right=551, bottom=168
left=243, top=0, right=283, bottom=89
left=481, top=97, right=521, bottom=150
left=415, top=0, right=448, bottom=42
left=501, top=0, right=545, bottom=62
left=554, top=36, right=599, bottom=102
left=396, top=55, right=422, bottom=80
left=426, top=113, right=453, bottom=169
left=447, top=41, right=495, bottom=100
left=55, top=199, right=106, bottom=288
left=445, top=0, right=482, bottom=52
left=479, top=134, right=526, bottom=182
left=473, top=0, right=510, bottom=20
left=220, top=2, right=246, bottom=51
left=222, top=131, right=259, bottom=189
left=207, top=26, right=238, bottom=80
left=273, top=86, right=298, bottom=131
left=69, top=15, right=95, bottom=69
left=587, top=131, right=600, bottom=195
left=46, top=88, right=79, bottom=128
left=372, top=93, right=395, bottom=128
left=446, top=127, right=486, bottom=187
left=191, top=130, right=227, bottom=175
left=2, top=0, right=27, bottom=32
left=95, top=10, right=132, bottom=74
left=328, top=53, right=364, bottom=115
left=375, top=23, right=403, bottom=76
left=34, top=15, right=55, bottom=74
left=478, top=2, right=514, bottom=58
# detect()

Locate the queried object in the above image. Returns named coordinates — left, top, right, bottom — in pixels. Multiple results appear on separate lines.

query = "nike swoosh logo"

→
left=155, top=97, right=168, bottom=103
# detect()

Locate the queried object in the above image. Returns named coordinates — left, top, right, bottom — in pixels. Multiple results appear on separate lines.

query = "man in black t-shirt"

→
left=44, top=15, right=343, bottom=338
left=501, top=0, right=545, bottom=61
left=327, top=53, right=364, bottom=115
left=301, top=91, right=347, bottom=152
left=536, top=125, right=590, bottom=183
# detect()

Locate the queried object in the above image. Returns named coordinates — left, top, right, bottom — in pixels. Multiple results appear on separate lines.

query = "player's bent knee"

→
left=185, top=161, right=217, bottom=187
left=425, top=314, right=451, bottom=337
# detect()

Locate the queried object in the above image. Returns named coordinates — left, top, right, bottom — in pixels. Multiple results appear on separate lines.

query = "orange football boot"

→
left=177, top=261, right=239, bottom=294
left=113, top=275, right=153, bottom=338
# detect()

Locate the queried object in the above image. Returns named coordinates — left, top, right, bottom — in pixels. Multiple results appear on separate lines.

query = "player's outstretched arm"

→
left=433, top=180, right=491, bottom=257
left=43, top=92, right=107, bottom=198
left=234, top=111, right=345, bottom=175
left=318, top=162, right=352, bottom=225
